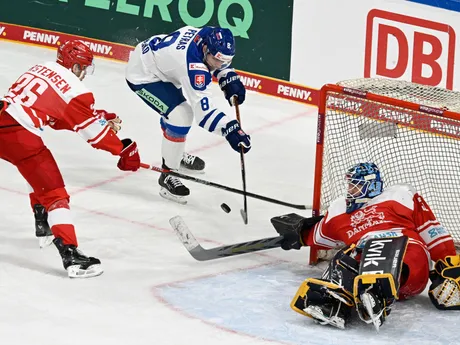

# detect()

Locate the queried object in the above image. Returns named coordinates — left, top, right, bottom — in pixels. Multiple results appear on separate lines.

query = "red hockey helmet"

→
left=57, top=40, right=94, bottom=74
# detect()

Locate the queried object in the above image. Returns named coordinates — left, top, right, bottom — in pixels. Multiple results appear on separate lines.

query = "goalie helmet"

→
left=345, top=162, right=383, bottom=214
left=57, top=40, right=95, bottom=75
left=203, top=27, right=235, bottom=69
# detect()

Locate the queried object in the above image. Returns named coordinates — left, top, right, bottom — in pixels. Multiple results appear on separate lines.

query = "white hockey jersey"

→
left=2, top=61, right=123, bottom=155
left=126, top=26, right=232, bottom=135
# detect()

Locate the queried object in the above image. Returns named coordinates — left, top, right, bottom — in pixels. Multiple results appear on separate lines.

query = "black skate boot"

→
left=158, top=172, right=190, bottom=204
left=33, top=204, right=53, bottom=248
left=180, top=152, right=205, bottom=173
left=53, top=238, right=103, bottom=278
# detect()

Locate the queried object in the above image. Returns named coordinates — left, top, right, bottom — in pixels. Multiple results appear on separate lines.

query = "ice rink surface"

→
left=0, top=41, right=458, bottom=345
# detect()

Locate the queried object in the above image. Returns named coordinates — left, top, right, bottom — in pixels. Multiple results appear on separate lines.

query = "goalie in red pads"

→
left=0, top=40, right=141, bottom=278
left=271, top=162, right=460, bottom=330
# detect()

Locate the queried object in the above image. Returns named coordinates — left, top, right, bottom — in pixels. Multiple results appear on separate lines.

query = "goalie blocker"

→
left=290, top=236, right=408, bottom=331
left=429, top=255, right=460, bottom=310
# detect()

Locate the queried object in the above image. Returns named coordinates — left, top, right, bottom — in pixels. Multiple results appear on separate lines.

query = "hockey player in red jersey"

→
left=271, top=162, right=460, bottom=330
left=0, top=40, right=141, bottom=278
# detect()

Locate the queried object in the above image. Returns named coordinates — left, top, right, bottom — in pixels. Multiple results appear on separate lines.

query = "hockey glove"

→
left=0, top=100, right=7, bottom=114
left=95, top=110, right=122, bottom=134
left=271, top=213, right=324, bottom=250
left=222, top=120, right=251, bottom=154
left=117, top=139, right=140, bottom=171
left=219, top=71, right=246, bottom=106
left=428, top=254, right=460, bottom=310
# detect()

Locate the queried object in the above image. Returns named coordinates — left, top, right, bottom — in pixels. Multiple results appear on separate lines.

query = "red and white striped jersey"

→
left=304, top=184, right=456, bottom=262
left=2, top=61, right=123, bottom=155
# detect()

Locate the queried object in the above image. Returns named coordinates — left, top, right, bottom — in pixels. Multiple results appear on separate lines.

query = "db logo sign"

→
left=364, top=9, right=455, bottom=89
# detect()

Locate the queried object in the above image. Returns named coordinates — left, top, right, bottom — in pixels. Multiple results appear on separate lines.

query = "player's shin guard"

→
left=161, top=124, right=187, bottom=171
left=47, top=200, right=77, bottom=246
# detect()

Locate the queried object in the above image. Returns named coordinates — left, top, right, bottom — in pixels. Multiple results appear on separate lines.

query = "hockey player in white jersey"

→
left=126, top=26, right=251, bottom=203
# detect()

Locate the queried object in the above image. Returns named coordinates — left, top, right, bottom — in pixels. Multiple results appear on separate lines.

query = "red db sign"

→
left=365, top=9, right=455, bottom=89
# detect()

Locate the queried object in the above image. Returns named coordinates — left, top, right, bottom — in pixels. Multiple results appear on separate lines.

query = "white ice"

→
left=0, top=41, right=458, bottom=345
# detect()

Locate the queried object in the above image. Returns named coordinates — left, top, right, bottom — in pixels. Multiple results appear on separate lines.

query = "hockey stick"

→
left=234, top=98, right=248, bottom=225
left=140, top=163, right=310, bottom=209
left=170, top=216, right=284, bottom=261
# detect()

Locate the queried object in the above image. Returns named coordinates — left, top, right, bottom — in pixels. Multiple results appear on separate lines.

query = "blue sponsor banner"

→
left=407, top=0, right=460, bottom=12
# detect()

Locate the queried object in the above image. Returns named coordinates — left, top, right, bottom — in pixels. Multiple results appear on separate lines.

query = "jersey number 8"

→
left=142, top=31, right=180, bottom=54
left=200, top=97, right=209, bottom=111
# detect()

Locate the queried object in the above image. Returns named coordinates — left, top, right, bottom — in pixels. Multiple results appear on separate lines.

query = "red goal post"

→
left=311, top=78, right=460, bottom=262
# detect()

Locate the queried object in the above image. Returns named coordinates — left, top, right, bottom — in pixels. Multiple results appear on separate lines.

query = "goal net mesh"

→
left=318, top=78, right=460, bottom=242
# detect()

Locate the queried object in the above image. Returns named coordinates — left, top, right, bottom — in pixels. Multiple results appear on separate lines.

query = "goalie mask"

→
left=345, top=162, right=383, bottom=214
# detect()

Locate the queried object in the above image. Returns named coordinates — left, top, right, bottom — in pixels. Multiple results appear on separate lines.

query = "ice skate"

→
left=34, top=204, right=54, bottom=248
left=158, top=172, right=190, bottom=204
left=180, top=152, right=205, bottom=174
left=359, top=291, right=386, bottom=331
left=305, top=301, right=348, bottom=330
left=53, top=238, right=103, bottom=278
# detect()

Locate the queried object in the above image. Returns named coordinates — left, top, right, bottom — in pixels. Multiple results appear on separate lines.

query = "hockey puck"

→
left=221, top=203, right=231, bottom=213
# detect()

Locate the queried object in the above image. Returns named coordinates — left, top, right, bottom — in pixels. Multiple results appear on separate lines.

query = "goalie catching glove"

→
left=270, top=213, right=324, bottom=250
left=429, top=254, right=460, bottom=310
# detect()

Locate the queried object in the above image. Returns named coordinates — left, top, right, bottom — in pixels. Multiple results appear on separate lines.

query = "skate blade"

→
left=159, top=188, right=188, bottom=205
left=67, top=264, right=104, bottom=278
left=304, top=306, right=345, bottom=329
left=179, top=166, right=205, bottom=175
left=361, top=293, right=382, bottom=332
left=38, top=235, right=54, bottom=248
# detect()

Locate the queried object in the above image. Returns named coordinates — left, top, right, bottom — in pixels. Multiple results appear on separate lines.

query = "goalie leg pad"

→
left=291, top=246, right=359, bottom=329
left=354, top=236, right=409, bottom=330
left=291, top=278, right=354, bottom=329
left=321, top=244, right=359, bottom=293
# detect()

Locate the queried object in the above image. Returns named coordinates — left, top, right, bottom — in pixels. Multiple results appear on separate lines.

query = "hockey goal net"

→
left=313, top=78, right=460, bottom=246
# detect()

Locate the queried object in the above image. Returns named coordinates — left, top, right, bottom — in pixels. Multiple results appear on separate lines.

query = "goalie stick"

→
left=170, top=216, right=284, bottom=261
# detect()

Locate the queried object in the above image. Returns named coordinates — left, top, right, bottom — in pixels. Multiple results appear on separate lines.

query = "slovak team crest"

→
left=195, top=74, right=205, bottom=88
